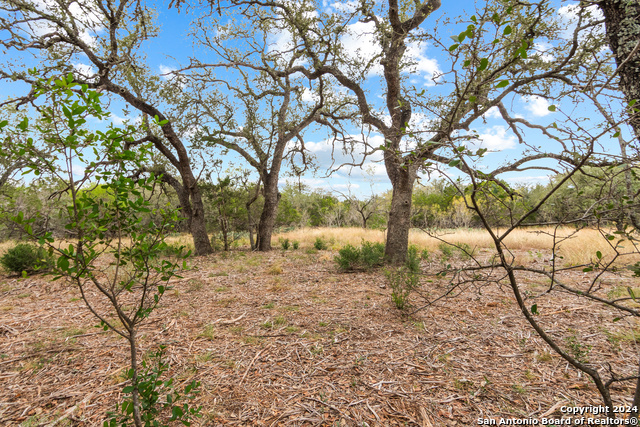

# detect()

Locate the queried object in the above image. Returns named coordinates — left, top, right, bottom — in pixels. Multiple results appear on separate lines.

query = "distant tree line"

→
left=2, top=166, right=637, bottom=247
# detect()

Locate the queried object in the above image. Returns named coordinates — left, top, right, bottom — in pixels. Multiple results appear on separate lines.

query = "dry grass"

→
left=2, top=227, right=638, bottom=272
left=274, top=226, right=640, bottom=266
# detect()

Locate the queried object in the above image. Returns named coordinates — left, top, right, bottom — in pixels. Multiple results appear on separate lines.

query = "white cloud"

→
left=523, top=96, right=552, bottom=117
left=159, top=65, right=177, bottom=80
left=340, top=21, right=441, bottom=84
left=110, top=114, right=126, bottom=126
left=482, top=106, right=501, bottom=119
left=533, top=41, right=554, bottom=62
left=405, top=42, right=441, bottom=86
left=557, top=4, right=604, bottom=40
left=301, top=87, right=319, bottom=103
left=472, top=126, right=517, bottom=151
left=72, top=163, right=86, bottom=178
left=73, top=63, right=96, bottom=80
left=23, top=0, right=103, bottom=45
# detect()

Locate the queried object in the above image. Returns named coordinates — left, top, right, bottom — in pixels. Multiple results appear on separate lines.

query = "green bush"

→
left=406, top=245, right=421, bottom=273
left=386, top=266, right=419, bottom=310
left=438, top=242, right=454, bottom=260
left=314, top=237, right=328, bottom=250
left=0, top=243, right=53, bottom=274
left=105, top=346, right=202, bottom=426
left=292, top=241, right=299, bottom=250
left=279, top=238, right=291, bottom=250
left=420, top=248, right=430, bottom=262
left=335, top=240, right=384, bottom=271
left=359, top=241, right=385, bottom=268
left=454, top=242, right=475, bottom=259
left=335, top=244, right=361, bottom=270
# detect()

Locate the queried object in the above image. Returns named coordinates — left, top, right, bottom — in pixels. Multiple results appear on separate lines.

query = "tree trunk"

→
left=158, top=170, right=212, bottom=256
left=257, top=175, right=280, bottom=251
left=598, top=0, right=640, bottom=140
left=385, top=166, right=417, bottom=264
left=128, top=330, right=142, bottom=427
left=188, top=187, right=212, bottom=255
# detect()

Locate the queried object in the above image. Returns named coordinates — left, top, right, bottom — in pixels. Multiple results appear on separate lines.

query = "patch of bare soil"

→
left=0, top=249, right=639, bottom=426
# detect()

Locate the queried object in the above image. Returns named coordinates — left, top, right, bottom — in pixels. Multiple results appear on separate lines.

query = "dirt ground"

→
left=1, top=248, right=639, bottom=426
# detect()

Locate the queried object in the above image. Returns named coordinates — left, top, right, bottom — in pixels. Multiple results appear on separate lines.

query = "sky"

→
left=0, top=0, right=631, bottom=198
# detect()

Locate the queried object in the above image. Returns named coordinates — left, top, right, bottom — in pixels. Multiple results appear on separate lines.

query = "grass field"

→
left=272, top=226, right=639, bottom=267
left=2, top=226, right=637, bottom=269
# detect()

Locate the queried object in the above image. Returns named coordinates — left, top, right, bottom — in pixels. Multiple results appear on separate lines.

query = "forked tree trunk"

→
left=158, top=170, right=213, bottom=256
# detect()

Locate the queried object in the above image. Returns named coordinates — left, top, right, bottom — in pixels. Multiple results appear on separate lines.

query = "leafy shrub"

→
left=335, top=240, right=384, bottom=271
left=359, top=241, right=385, bottom=268
left=210, top=235, right=224, bottom=252
left=386, top=266, right=419, bottom=310
left=279, top=238, right=291, bottom=250
left=159, top=242, right=191, bottom=258
left=406, top=245, right=421, bottom=273
left=105, top=346, right=202, bottom=426
left=335, top=244, right=360, bottom=270
left=420, top=249, right=430, bottom=262
left=438, top=242, right=454, bottom=260
left=454, top=242, right=474, bottom=259
left=292, top=241, right=299, bottom=250
left=314, top=237, right=328, bottom=250
left=0, top=243, right=53, bottom=274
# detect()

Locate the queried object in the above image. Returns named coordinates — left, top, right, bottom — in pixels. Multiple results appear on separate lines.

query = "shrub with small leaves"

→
left=292, top=241, right=299, bottom=250
left=386, top=266, right=419, bottom=310
left=279, top=238, right=291, bottom=250
left=359, top=241, right=385, bottom=269
left=0, top=243, right=53, bottom=274
left=105, top=346, right=202, bottom=427
left=314, top=237, right=328, bottom=250
left=335, top=240, right=384, bottom=271
left=406, top=245, right=421, bottom=273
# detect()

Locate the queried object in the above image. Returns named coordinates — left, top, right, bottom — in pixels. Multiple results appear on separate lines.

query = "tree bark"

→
left=257, top=174, right=280, bottom=251
left=385, top=162, right=417, bottom=264
left=598, top=0, right=640, bottom=140
left=154, top=168, right=212, bottom=256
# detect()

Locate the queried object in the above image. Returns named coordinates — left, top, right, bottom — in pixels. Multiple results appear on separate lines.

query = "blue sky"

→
left=0, top=0, right=630, bottom=198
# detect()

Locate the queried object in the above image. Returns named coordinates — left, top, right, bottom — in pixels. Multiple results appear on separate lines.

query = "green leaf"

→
left=450, top=35, right=459, bottom=43
left=628, top=99, right=637, bottom=107
left=628, top=287, right=637, bottom=301
left=613, top=131, right=620, bottom=137
left=503, top=25, right=512, bottom=35
left=596, top=251, right=602, bottom=259
left=18, top=117, right=29, bottom=131
left=57, top=256, right=70, bottom=271
left=478, top=58, right=488, bottom=71
left=496, top=80, right=509, bottom=88
left=448, top=159, right=461, bottom=167
left=449, top=44, right=459, bottom=51
left=547, top=105, right=556, bottom=112
left=469, top=95, right=477, bottom=103
left=172, top=406, right=184, bottom=419
left=531, top=304, right=538, bottom=315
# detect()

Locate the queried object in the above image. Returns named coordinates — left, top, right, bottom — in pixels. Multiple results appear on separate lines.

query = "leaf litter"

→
left=0, top=249, right=638, bottom=426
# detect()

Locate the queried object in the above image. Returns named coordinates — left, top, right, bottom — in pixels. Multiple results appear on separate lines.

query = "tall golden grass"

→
left=274, top=227, right=640, bottom=266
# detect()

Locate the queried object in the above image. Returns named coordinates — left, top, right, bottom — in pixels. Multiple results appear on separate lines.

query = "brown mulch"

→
left=0, top=249, right=639, bottom=426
